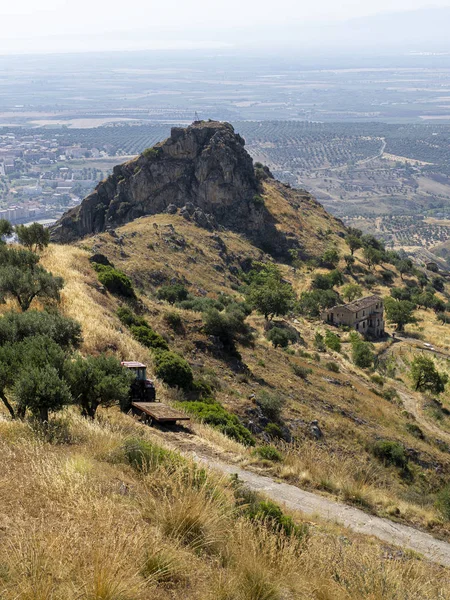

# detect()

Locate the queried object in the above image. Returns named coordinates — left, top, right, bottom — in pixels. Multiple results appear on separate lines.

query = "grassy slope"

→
left=30, top=178, right=450, bottom=541
left=2, top=410, right=450, bottom=600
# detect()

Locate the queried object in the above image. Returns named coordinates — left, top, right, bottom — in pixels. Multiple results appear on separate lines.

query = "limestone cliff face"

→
left=51, top=121, right=284, bottom=251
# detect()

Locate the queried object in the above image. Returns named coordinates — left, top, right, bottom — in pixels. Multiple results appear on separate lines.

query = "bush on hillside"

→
left=320, top=248, right=340, bottom=269
left=179, top=400, right=255, bottom=446
left=93, top=264, right=135, bottom=297
left=351, top=336, right=374, bottom=369
left=163, top=310, right=184, bottom=332
left=157, top=283, right=189, bottom=304
left=325, top=330, right=341, bottom=352
left=153, top=350, right=193, bottom=389
left=264, top=422, right=285, bottom=438
left=121, top=437, right=179, bottom=472
left=242, top=498, right=309, bottom=540
left=266, top=327, right=296, bottom=348
left=117, top=306, right=147, bottom=328
left=203, top=307, right=251, bottom=352
left=325, top=361, right=339, bottom=373
left=291, top=364, right=312, bottom=380
left=257, top=391, right=285, bottom=423
left=130, top=325, right=169, bottom=351
left=253, top=445, right=283, bottom=462
left=372, top=440, right=408, bottom=469
left=312, top=270, right=342, bottom=290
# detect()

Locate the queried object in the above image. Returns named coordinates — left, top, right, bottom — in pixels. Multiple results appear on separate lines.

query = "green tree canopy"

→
left=297, top=289, right=338, bottom=318
left=341, top=283, right=363, bottom=303
left=0, top=335, right=68, bottom=420
left=0, top=246, right=63, bottom=311
left=14, top=365, right=72, bottom=422
left=0, top=263, right=63, bottom=311
left=0, top=219, right=13, bottom=241
left=410, top=355, right=448, bottom=395
left=246, top=272, right=295, bottom=321
left=384, top=298, right=417, bottom=331
left=65, top=354, right=134, bottom=418
left=320, top=248, right=340, bottom=269
left=345, top=234, right=362, bottom=255
left=16, top=222, right=50, bottom=253
left=0, top=310, right=82, bottom=349
left=363, top=246, right=383, bottom=270
left=351, top=335, right=374, bottom=369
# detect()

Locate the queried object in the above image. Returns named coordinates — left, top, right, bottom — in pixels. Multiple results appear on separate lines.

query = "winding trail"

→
left=193, top=452, right=450, bottom=567
left=155, top=336, right=450, bottom=568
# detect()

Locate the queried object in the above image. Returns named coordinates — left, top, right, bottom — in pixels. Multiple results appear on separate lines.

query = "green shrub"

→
left=257, top=391, right=285, bottom=423
left=163, top=310, right=184, bottom=332
left=190, top=377, right=213, bottom=398
left=179, top=400, right=255, bottom=446
left=121, top=437, right=179, bottom=472
left=314, top=332, right=326, bottom=352
left=325, top=330, right=341, bottom=352
left=203, top=307, right=251, bottom=351
left=157, top=284, right=189, bottom=304
left=383, top=386, right=399, bottom=402
left=371, top=374, right=385, bottom=387
left=325, top=361, right=339, bottom=373
left=266, top=327, right=294, bottom=348
left=252, top=194, right=265, bottom=206
left=178, top=296, right=224, bottom=312
left=291, top=364, right=312, bottom=380
left=245, top=499, right=308, bottom=540
left=312, top=270, right=342, bottom=290
left=153, top=350, right=193, bottom=389
left=253, top=445, right=283, bottom=462
left=405, top=422, right=425, bottom=440
left=142, top=147, right=161, bottom=159
left=264, top=422, right=284, bottom=439
left=93, top=264, right=135, bottom=297
left=117, top=306, right=147, bottom=328
left=372, top=440, right=408, bottom=469
left=351, top=338, right=374, bottom=369
left=130, top=325, right=169, bottom=351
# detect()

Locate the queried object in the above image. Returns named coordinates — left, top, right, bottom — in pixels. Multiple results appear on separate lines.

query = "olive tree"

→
left=16, top=222, right=50, bottom=253
left=411, top=356, right=448, bottom=395
left=65, top=354, right=134, bottom=418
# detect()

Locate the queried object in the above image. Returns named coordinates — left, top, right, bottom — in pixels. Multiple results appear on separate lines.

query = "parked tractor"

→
left=121, top=361, right=156, bottom=406
left=121, top=361, right=189, bottom=427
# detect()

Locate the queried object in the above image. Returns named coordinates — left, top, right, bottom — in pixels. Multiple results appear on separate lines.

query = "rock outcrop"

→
left=51, top=121, right=286, bottom=253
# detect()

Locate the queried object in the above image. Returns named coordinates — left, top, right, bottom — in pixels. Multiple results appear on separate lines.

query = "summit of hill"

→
left=51, top=120, right=345, bottom=258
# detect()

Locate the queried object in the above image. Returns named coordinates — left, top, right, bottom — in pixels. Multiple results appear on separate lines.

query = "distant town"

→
left=0, top=131, right=112, bottom=225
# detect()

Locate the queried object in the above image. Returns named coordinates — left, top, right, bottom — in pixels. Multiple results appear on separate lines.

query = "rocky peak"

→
left=51, top=121, right=283, bottom=245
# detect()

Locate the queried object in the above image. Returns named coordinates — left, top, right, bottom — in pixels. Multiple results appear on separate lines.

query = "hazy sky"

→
left=1, top=0, right=450, bottom=54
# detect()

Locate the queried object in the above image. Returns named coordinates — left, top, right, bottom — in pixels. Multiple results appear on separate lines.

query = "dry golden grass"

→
left=30, top=225, right=450, bottom=543
left=1, top=409, right=450, bottom=600
left=41, top=244, right=149, bottom=360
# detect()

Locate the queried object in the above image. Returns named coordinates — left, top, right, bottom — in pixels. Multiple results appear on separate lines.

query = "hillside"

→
left=3, top=122, right=450, bottom=596
left=51, top=121, right=345, bottom=259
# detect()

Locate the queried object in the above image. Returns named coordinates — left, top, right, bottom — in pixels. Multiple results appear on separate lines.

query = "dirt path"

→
left=379, top=339, right=450, bottom=444
left=192, top=451, right=450, bottom=567
left=152, top=429, right=450, bottom=567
